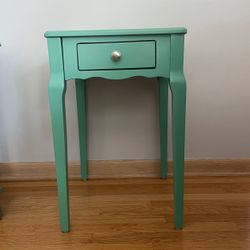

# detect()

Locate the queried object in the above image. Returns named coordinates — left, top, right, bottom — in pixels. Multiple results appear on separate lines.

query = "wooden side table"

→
left=45, top=28, right=187, bottom=232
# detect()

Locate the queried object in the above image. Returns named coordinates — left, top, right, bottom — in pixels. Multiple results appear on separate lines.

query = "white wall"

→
left=0, top=0, right=250, bottom=162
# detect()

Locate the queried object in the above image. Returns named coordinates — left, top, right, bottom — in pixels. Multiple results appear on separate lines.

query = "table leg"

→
left=49, top=78, right=69, bottom=233
left=169, top=73, right=186, bottom=230
left=159, top=77, right=169, bottom=179
left=75, top=80, right=88, bottom=181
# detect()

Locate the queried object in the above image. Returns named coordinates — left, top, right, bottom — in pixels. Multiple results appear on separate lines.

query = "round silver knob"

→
left=111, top=51, right=121, bottom=62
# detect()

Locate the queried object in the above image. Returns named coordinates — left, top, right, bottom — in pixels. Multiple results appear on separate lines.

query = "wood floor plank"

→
left=1, top=177, right=250, bottom=249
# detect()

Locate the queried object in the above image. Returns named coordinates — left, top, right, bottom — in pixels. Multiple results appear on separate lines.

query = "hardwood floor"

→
left=1, top=177, right=250, bottom=249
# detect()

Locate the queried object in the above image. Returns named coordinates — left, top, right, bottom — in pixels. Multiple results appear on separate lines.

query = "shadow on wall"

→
left=0, top=55, right=53, bottom=162
left=18, top=63, right=54, bottom=162
left=86, top=77, right=162, bottom=160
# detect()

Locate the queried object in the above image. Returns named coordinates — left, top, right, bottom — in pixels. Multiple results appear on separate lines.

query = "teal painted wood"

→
left=47, top=38, right=70, bottom=233
left=63, top=35, right=170, bottom=80
left=77, top=41, right=156, bottom=70
left=44, top=27, right=187, bottom=38
left=75, top=80, right=88, bottom=181
left=45, top=28, right=187, bottom=232
left=159, top=77, right=169, bottom=179
left=169, top=34, right=186, bottom=230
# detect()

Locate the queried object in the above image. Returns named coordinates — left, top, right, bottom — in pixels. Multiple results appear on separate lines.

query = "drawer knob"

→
left=111, top=51, right=121, bottom=62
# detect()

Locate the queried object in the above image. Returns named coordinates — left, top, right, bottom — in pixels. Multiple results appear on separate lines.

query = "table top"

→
left=44, top=27, right=187, bottom=38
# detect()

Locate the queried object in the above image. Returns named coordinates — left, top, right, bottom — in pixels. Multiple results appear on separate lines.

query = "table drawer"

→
left=77, top=41, right=156, bottom=71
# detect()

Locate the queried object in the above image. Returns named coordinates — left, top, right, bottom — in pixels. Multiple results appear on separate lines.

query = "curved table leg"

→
left=169, top=34, right=186, bottom=230
left=49, top=78, right=69, bottom=232
left=159, top=77, right=169, bottom=179
left=47, top=37, right=69, bottom=233
left=75, top=79, right=88, bottom=181
left=170, top=73, right=186, bottom=230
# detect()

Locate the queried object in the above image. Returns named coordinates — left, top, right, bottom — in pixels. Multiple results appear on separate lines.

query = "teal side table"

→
left=45, top=28, right=187, bottom=232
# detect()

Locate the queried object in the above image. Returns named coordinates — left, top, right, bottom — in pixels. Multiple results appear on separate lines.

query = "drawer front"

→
left=77, top=41, right=156, bottom=71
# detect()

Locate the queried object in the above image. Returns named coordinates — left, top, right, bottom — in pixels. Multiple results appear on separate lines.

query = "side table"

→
left=45, top=28, right=187, bottom=232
